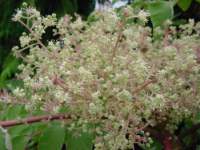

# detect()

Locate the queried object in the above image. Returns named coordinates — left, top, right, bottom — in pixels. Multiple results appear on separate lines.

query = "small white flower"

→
left=138, top=10, right=150, bottom=22
left=92, top=91, right=100, bottom=100
left=13, top=88, right=25, bottom=97
left=19, top=35, right=31, bottom=47
left=53, top=106, right=60, bottom=113
left=117, top=89, right=132, bottom=101
left=12, top=9, right=22, bottom=21
left=32, top=94, right=42, bottom=101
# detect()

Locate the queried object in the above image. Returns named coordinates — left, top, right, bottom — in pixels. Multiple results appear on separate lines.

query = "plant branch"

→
left=133, top=77, right=157, bottom=95
left=163, top=28, right=171, bottom=47
left=17, top=19, right=49, bottom=52
left=0, top=114, right=70, bottom=128
left=111, top=32, right=122, bottom=62
left=111, top=21, right=124, bottom=64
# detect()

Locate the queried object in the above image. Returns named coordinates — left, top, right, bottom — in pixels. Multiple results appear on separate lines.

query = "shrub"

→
left=8, top=4, right=200, bottom=149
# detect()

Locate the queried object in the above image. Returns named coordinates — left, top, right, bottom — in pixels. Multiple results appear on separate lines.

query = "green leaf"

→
left=11, top=135, right=28, bottom=150
left=177, top=0, right=192, bottom=11
left=147, top=1, right=174, bottom=27
left=6, top=79, right=24, bottom=90
left=0, top=55, right=20, bottom=80
left=196, top=145, right=200, bottom=150
left=65, top=131, right=94, bottom=150
left=9, top=126, right=30, bottom=137
left=3, top=105, right=27, bottom=120
left=7, top=117, right=31, bottom=149
left=38, top=123, right=65, bottom=150
left=9, top=125, right=38, bottom=150
left=196, top=0, right=200, bottom=4
left=59, top=0, right=77, bottom=15
left=195, top=112, right=200, bottom=123
left=0, top=54, right=20, bottom=89
left=26, top=0, right=36, bottom=6
left=0, top=131, right=7, bottom=150
left=147, top=139, right=163, bottom=150
left=132, top=0, right=148, bottom=9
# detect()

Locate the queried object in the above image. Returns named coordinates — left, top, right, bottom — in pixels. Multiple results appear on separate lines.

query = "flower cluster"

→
left=11, top=4, right=200, bottom=149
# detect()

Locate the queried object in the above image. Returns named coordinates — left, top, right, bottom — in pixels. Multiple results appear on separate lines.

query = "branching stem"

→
left=18, top=19, right=49, bottom=52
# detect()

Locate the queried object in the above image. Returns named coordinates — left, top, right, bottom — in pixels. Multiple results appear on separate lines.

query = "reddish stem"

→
left=0, top=114, right=70, bottom=128
left=133, top=78, right=156, bottom=94
left=163, top=134, right=173, bottom=150
left=163, top=28, right=171, bottom=47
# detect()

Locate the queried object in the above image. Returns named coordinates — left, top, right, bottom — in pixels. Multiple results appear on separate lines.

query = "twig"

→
left=111, top=32, right=122, bottom=63
left=0, top=114, right=70, bottom=128
left=111, top=21, right=124, bottom=64
left=18, top=43, right=38, bottom=52
left=17, top=19, right=49, bottom=52
left=133, top=78, right=157, bottom=95
left=51, top=75, right=68, bottom=91
left=163, top=28, right=171, bottom=47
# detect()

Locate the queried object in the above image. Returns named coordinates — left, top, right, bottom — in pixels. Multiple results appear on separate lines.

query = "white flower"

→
left=54, top=90, right=71, bottom=103
left=138, top=10, right=150, bottom=22
left=42, top=15, right=57, bottom=27
left=19, top=35, right=31, bottom=47
left=92, top=91, right=100, bottom=100
left=34, top=24, right=45, bottom=35
left=12, top=9, right=22, bottom=21
left=89, top=102, right=96, bottom=114
left=117, top=89, right=132, bottom=101
left=13, top=88, right=25, bottom=97
left=32, top=94, right=42, bottom=101
left=78, top=67, right=93, bottom=80
left=53, top=106, right=60, bottom=113
left=71, top=15, right=83, bottom=30
left=27, top=8, right=40, bottom=17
